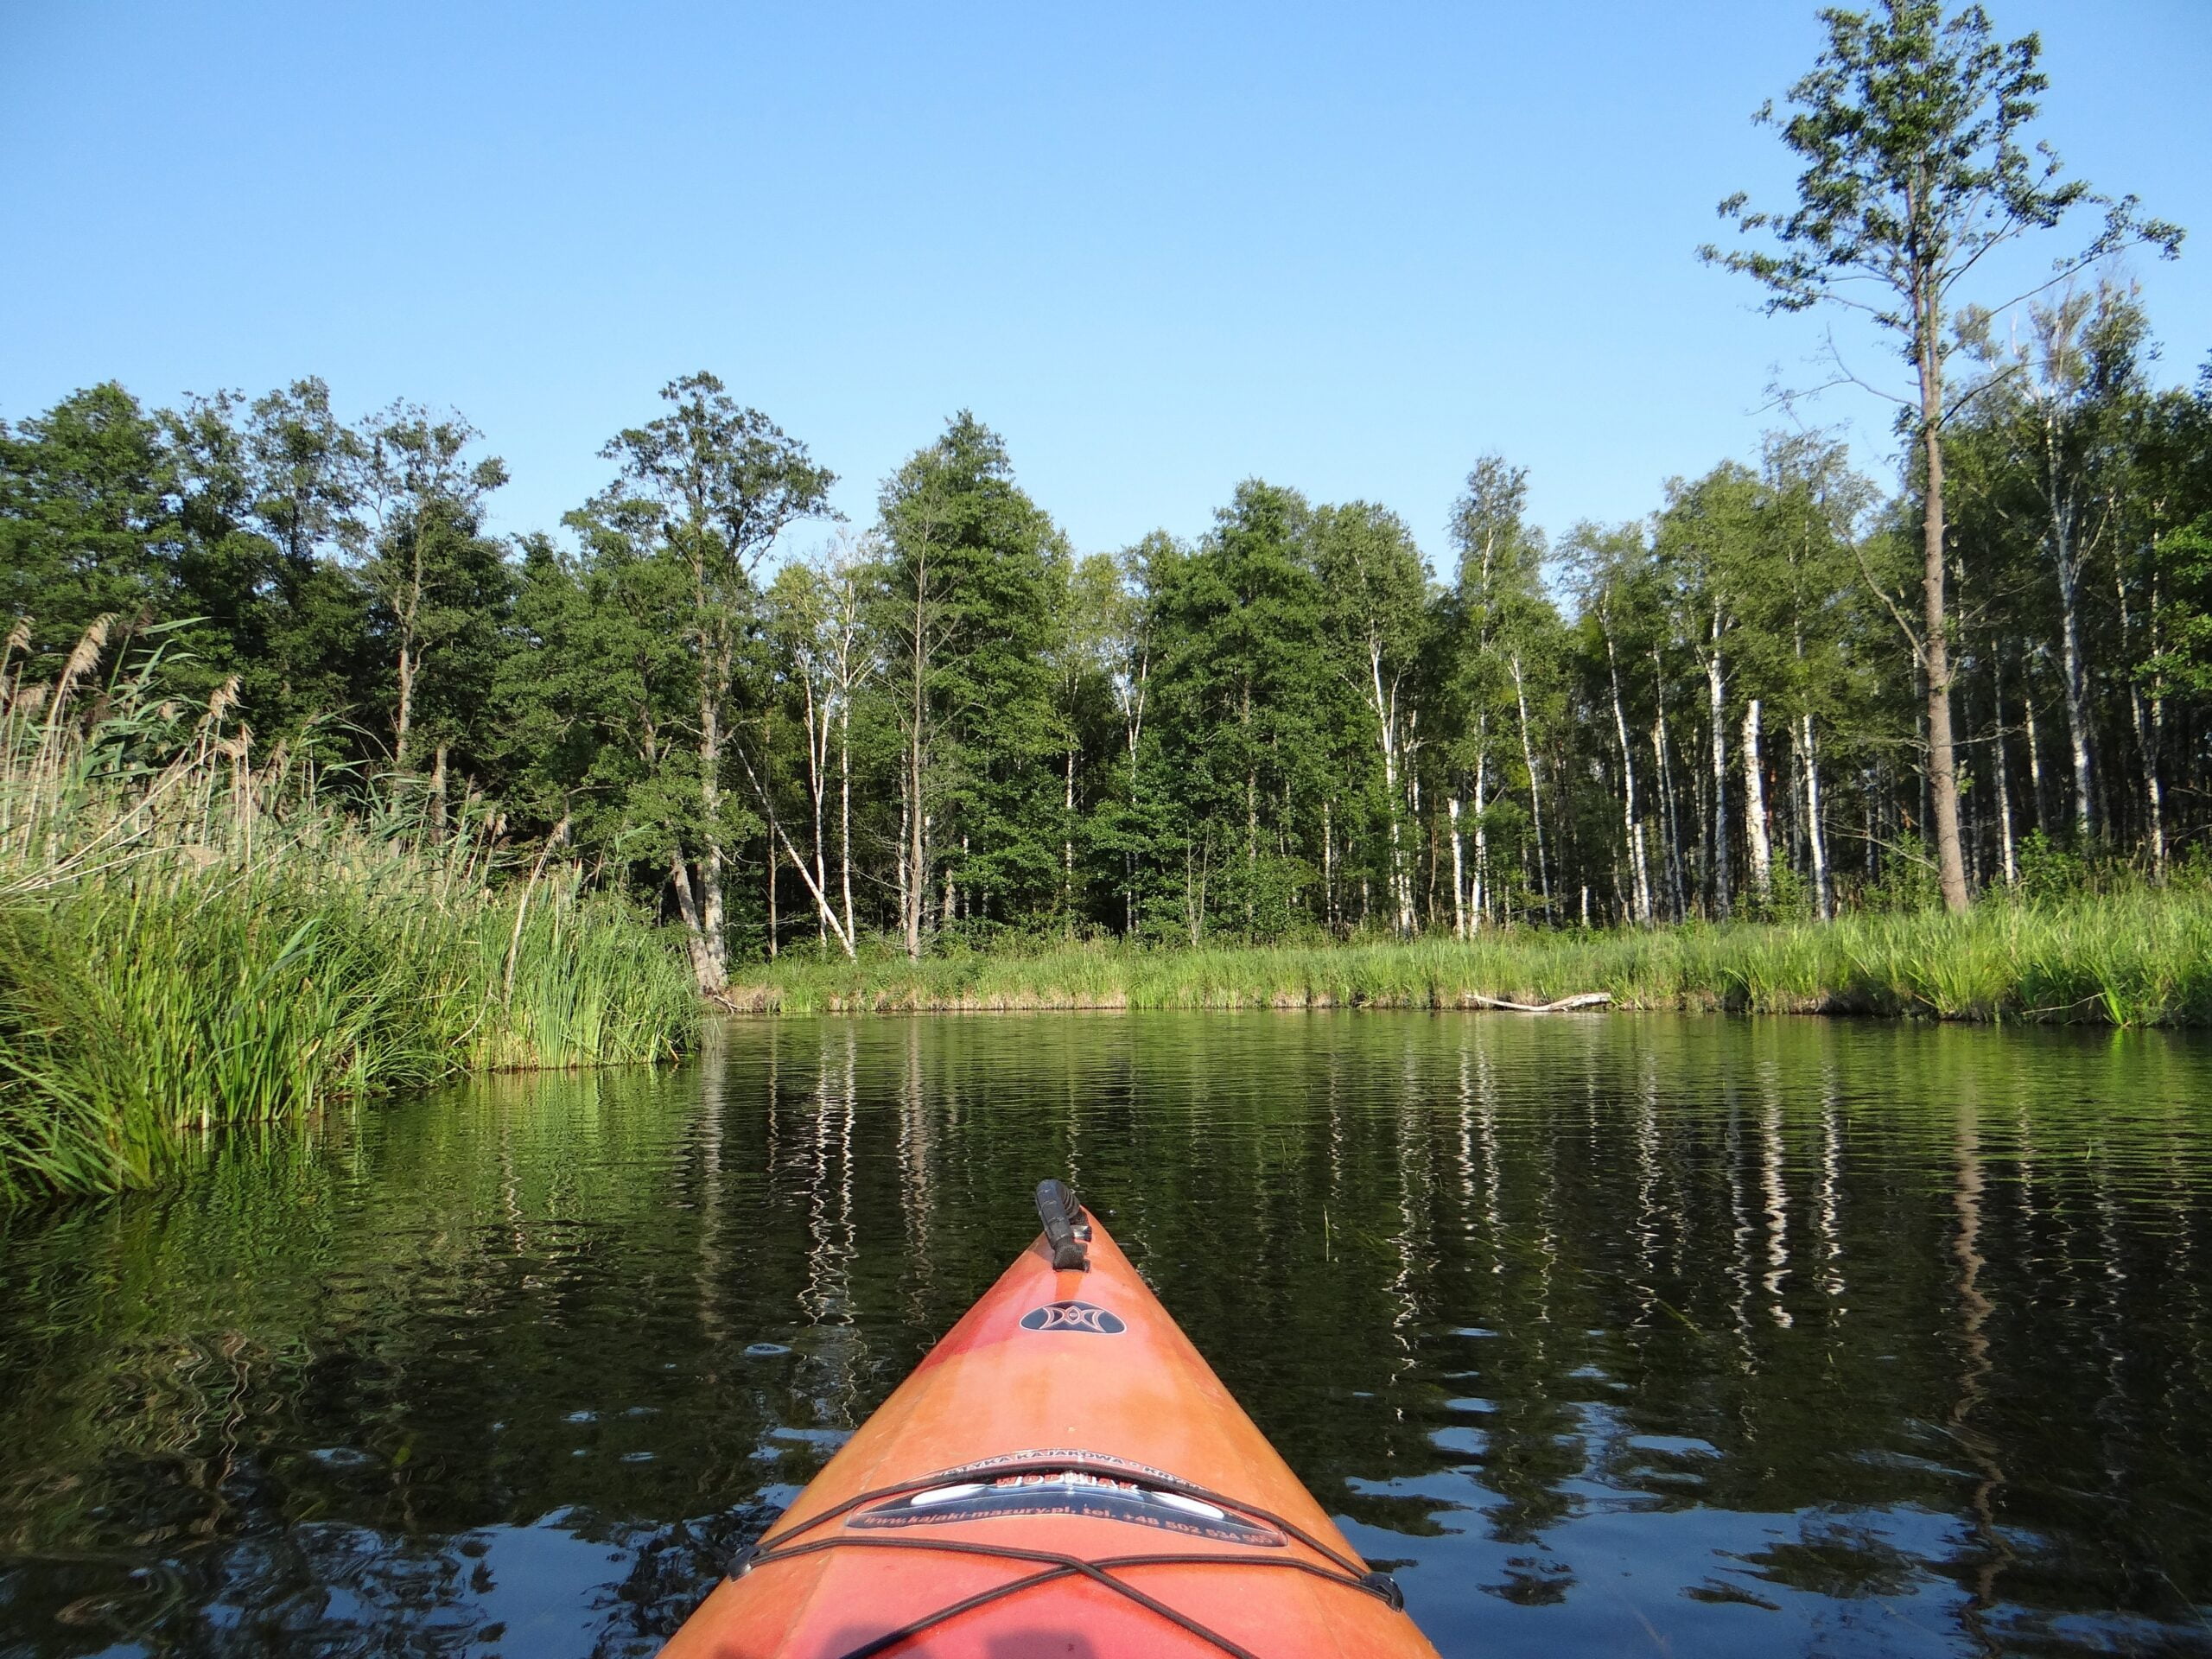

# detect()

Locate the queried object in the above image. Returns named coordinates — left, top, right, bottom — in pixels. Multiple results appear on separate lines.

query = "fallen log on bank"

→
left=1456, top=991, right=1613, bottom=1013
left=709, top=985, right=1620, bottom=1015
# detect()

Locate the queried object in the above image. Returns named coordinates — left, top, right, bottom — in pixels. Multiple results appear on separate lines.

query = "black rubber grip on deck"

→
left=1036, top=1180, right=1090, bottom=1270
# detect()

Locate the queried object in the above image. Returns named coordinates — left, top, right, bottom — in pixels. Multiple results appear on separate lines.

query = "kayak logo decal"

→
left=851, top=1470, right=1287, bottom=1547
left=1020, top=1300, right=1126, bottom=1334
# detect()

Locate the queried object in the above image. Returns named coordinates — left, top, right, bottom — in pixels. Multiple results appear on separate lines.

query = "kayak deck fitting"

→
left=661, top=1181, right=1441, bottom=1657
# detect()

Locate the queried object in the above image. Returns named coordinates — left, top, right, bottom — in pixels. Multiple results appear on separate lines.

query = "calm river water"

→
left=3, top=1014, right=2209, bottom=1657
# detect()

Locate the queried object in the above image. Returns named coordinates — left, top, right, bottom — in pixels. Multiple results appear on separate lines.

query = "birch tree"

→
left=1567, top=524, right=1658, bottom=925
left=768, top=553, right=862, bottom=956
left=1315, top=502, right=1429, bottom=937
left=1105, top=535, right=1165, bottom=935
left=1760, top=432, right=1873, bottom=918
left=1959, top=280, right=2148, bottom=841
left=1448, top=458, right=1551, bottom=927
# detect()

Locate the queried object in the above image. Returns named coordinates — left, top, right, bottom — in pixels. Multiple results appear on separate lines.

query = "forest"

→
left=8, top=269, right=2211, bottom=995
left=4, top=1, right=2212, bottom=1199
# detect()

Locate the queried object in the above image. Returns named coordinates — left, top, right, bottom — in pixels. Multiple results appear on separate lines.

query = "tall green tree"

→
left=1148, top=481, right=1326, bottom=940
left=2125, top=370, right=2212, bottom=875
left=1752, top=432, right=1875, bottom=917
left=874, top=413, right=1065, bottom=954
left=5, top=382, right=379, bottom=753
left=156, top=383, right=378, bottom=746
left=1656, top=461, right=1766, bottom=918
left=1564, top=522, right=1669, bottom=924
left=592, top=372, right=835, bottom=989
left=245, top=385, right=378, bottom=745
left=0, top=385, right=179, bottom=671
left=500, top=510, right=723, bottom=986
left=238, top=379, right=360, bottom=588
left=349, top=404, right=510, bottom=787
left=1048, top=550, right=1126, bottom=934
left=1093, top=533, right=1173, bottom=938
left=1704, top=0, right=2181, bottom=911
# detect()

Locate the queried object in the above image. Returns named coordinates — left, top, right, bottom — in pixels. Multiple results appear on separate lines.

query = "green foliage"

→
left=2151, top=512, right=2212, bottom=696
left=0, top=631, right=694, bottom=1204
left=1852, top=841, right=1941, bottom=913
left=2013, top=829, right=2086, bottom=904
left=162, top=378, right=372, bottom=735
left=0, top=384, right=181, bottom=667
left=875, top=412, right=1068, bottom=922
left=1144, top=480, right=1338, bottom=941
left=1703, top=0, right=2175, bottom=335
left=502, top=518, right=702, bottom=868
left=348, top=404, right=514, bottom=778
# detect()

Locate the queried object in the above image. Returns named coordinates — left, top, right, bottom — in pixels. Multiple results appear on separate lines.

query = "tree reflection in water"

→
left=2, top=1014, right=2209, bottom=1657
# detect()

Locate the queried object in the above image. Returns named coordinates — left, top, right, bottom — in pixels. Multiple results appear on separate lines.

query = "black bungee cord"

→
left=727, top=1454, right=1408, bottom=1659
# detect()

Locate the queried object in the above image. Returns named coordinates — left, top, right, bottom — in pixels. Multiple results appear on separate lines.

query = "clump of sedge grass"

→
left=0, top=620, right=695, bottom=1204
left=728, top=885, right=2212, bottom=1029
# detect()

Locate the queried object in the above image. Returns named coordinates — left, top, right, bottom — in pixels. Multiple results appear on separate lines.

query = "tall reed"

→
left=728, top=887, right=2212, bottom=1028
left=0, top=620, right=696, bottom=1203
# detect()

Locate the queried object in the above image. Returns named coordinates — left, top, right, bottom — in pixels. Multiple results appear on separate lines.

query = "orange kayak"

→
left=663, top=1182, right=1442, bottom=1658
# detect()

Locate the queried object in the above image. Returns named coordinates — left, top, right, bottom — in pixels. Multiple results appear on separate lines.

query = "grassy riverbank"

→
left=0, top=630, right=696, bottom=1203
left=726, top=888, right=2212, bottom=1027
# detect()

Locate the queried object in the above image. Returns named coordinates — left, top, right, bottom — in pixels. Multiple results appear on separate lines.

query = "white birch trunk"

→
left=1321, top=798, right=1335, bottom=931
left=1605, top=629, right=1651, bottom=925
left=1510, top=654, right=1549, bottom=912
left=905, top=563, right=928, bottom=958
left=1989, top=658, right=2018, bottom=889
left=1365, top=639, right=1412, bottom=938
left=839, top=696, right=855, bottom=945
left=1448, top=796, right=1465, bottom=939
left=2056, top=544, right=2094, bottom=839
left=1706, top=615, right=1731, bottom=920
left=1471, top=721, right=1489, bottom=931
left=1742, top=697, right=1770, bottom=910
left=2119, top=567, right=2166, bottom=879
left=1800, top=713, right=1831, bottom=919
left=2042, top=412, right=2096, bottom=841
left=2024, top=691, right=2047, bottom=832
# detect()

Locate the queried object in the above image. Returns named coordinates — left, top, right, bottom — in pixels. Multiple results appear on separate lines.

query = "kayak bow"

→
left=662, top=1181, right=1441, bottom=1658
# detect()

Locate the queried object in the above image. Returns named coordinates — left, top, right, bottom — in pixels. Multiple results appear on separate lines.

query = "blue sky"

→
left=4, top=2, right=2207, bottom=570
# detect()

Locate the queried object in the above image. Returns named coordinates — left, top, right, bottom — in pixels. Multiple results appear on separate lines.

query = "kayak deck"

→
left=661, top=1185, right=1439, bottom=1658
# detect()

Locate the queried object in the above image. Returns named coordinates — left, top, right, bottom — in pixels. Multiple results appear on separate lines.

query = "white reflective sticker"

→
left=1154, top=1491, right=1228, bottom=1521
left=909, top=1483, right=989, bottom=1508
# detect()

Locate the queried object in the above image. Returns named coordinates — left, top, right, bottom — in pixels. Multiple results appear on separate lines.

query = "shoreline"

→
left=714, top=896, right=2212, bottom=1027
left=714, top=986, right=1981, bottom=1019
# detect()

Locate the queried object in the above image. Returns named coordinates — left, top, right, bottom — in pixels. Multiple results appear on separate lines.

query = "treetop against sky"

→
left=2, top=1, right=2207, bottom=563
